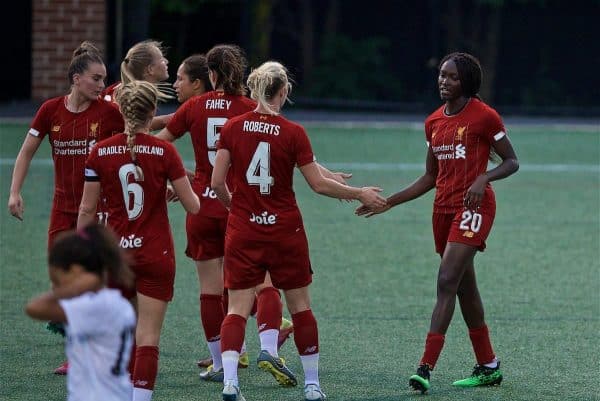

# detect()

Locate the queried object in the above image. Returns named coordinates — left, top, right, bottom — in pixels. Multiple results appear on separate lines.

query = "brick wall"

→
left=32, top=0, right=107, bottom=100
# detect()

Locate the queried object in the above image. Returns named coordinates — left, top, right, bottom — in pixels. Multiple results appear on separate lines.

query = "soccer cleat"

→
left=409, top=364, right=431, bottom=394
left=452, top=362, right=503, bottom=387
left=196, top=356, right=212, bottom=368
left=257, top=350, right=298, bottom=387
left=53, top=360, right=69, bottom=375
left=222, top=381, right=246, bottom=401
left=278, top=318, right=294, bottom=350
left=304, top=384, right=326, bottom=401
left=199, top=365, right=224, bottom=382
left=197, top=351, right=249, bottom=369
left=238, top=351, right=249, bottom=368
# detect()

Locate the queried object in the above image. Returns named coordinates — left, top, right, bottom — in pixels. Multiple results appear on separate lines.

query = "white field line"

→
left=0, top=158, right=598, bottom=173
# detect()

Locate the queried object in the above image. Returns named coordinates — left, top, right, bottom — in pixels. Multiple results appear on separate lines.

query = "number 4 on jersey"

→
left=246, top=141, right=274, bottom=194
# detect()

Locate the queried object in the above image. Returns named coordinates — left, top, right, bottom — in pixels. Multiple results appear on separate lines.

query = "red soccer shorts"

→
left=432, top=208, right=496, bottom=255
left=47, top=209, right=78, bottom=250
left=223, top=228, right=313, bottom=290
left=131, top=254, right=176, bottom=302
left=185, top=213, right=227, bottom=261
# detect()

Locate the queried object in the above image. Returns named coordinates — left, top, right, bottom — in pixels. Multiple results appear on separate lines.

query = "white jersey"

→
left=59, top=288, right=136, bottom=401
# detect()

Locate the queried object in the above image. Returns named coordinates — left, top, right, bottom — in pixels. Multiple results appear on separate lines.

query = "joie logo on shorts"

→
left=202, top=186, right=218, bottom=199
left=249, top=211, right=277, bottom=225
left=119, top=234, right=143, bottom=249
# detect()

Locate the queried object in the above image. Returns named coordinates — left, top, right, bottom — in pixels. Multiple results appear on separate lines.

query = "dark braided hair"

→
left=206, top=44, right=247, bottom=96
left=439, top=52, right=482, bottom=99
left=68, top=41, right=104, bottom=85
left=49, top=224, right=133, bottom=288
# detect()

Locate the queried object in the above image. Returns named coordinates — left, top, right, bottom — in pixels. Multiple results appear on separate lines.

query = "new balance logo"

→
left=258, top=323, right=267, bottom=331
left=250, top=211, right=277, bottom=225
left=455, top=144, right=466, bottom=159
left=304, top=346, right=317, bottom=354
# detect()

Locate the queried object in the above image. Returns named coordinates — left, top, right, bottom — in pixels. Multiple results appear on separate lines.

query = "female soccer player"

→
left=356, top=52, right=519, bottom=393
left=78, top=80, right=200, bottom=401
left=211, top=60, right=387, bottom=401
left=102, top=40, right=173, bottom=129
left=173, top=53, right=212, bottom=104
left=25, top=223, right=136, bottom=401
left=156, top=44, right=295, bottom=384
left=8, top=41, right=124, bottom=374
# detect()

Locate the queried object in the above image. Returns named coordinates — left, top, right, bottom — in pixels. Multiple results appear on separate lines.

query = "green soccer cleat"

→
left=409, top=364, right=431, bottom=394
left=257, top=350, right=298, bottom=387
left=452, top=362, right=503, bottom=387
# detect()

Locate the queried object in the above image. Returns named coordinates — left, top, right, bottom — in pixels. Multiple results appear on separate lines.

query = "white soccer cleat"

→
left=304, top=384, right=326, bottom=401
left=222, top=381, right=246, bottom=401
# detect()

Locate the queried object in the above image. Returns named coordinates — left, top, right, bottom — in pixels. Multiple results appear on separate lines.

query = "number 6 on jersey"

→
left=246, top=141, right=274, bottom=194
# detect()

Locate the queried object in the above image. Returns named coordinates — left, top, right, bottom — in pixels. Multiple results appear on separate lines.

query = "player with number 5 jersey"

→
left=78, top=81, right=200, bottom=401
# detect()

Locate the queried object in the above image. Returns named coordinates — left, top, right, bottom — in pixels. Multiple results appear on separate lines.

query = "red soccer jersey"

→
left=85, top=133, right=187, bottom=265
left=425, top=98, right=507, bottom=213
left=218, top=111, right=316, bottom=241
left=29, top=96, right=124, bottom=213
left=166, top=91, right=256, bottom=218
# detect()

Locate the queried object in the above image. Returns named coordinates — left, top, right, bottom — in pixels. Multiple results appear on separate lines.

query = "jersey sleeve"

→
left=166, top=99, right=192, bottom=138
left=483, top=107, right=507, bottom=142
left=294, top=126, right=315, bottom=167
left=217, top=120, right=233, bottom=151
left=28, top=100, right=52, bottom=140
left=85, top=147, right=100, bottom=182
left=59, top=293, right=107, bottom=336
left=164, top=142, right=187, bottom=182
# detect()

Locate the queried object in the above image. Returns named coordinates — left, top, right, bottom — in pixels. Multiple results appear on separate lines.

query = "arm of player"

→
left=8, top=134, right=44, bottom=220
left=150, top=113, right=174, bottom=131
left=356, top=147, right=438, bottom=218
left=77, top=182, right=101, bottom=229
left=171, top=176, right=200, bottom=214
left=299, top=161, right=386, bottom=209
left=464, top=135, right=519, bottom=210
left=154, top=127, right=177, bottom=142
left=316, top=162, right=352, bottom=184
left=25, top=271, right=102, bottom=322
left=211, top=149, right=232, bottom=209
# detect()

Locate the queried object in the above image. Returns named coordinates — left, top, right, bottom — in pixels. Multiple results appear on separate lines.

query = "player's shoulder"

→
left=227, top=110, right=255, bottom=126
left=38, top=96, right=64, bottom=113
left=425, top=104, right=445, bottom=124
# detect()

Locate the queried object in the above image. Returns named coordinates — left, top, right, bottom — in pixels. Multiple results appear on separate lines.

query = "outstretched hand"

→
left=357, top=187, right=387, bottom=210
left=355, top=203, right=391, bottom=218
left=331, top=171, right=352, bottom=185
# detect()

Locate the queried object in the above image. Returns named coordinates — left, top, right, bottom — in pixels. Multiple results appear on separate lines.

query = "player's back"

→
left=219, top=111, right=316, bottom=240
left=85, top=133, right=186, bottom=264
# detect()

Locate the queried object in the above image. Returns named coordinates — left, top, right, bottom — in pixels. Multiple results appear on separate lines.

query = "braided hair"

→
left=247, top=61, right=292, bottom=115
left=206, top=44, right=247, bottom=96
left=49, top=224, right=133, bottom=288
left=439, top=52, right=482, bottom=99
left=114, top=81, right=159, bottom=180
left=68, top=41, right=104, bottom=85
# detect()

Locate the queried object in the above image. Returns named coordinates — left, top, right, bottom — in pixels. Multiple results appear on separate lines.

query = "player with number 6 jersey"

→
left=78, top=81, right=200, bottom=401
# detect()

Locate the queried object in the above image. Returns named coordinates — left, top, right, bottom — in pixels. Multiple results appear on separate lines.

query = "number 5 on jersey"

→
left=246, top=141, right=274, bottom=194
left=207, top=117, right=227, bottom=166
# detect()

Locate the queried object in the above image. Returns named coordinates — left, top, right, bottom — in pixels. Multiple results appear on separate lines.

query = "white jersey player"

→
left=25, top=224, right=136, bottom=401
